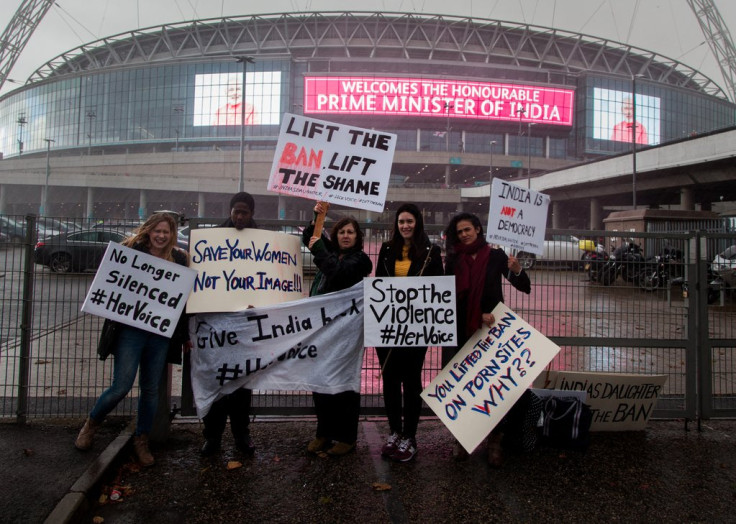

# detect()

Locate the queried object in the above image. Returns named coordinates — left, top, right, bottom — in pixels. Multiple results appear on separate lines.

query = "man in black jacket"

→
left=199, top=192, right=257, bottom=457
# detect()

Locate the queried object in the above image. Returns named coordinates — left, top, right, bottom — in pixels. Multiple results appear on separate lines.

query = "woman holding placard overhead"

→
left=302, top=202, right=373, bottom=456
left=375, top=203, right=443, bottom=463
left=75, top=212, right=190, bottom=467
left=443, top=212, right=531, bottom=465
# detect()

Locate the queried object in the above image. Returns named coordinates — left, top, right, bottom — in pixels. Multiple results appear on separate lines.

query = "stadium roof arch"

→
left=22, top=11, right=728, bottom=100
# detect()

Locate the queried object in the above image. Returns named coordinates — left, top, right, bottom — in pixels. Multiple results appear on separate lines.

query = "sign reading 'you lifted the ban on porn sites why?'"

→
left=81, top=243, right=197, bottom=337
left=187, top=228, right=306, bottom=313
left=267, top=113, right=396, bottom=213
left=421, top=303, right=560, bottom=454
left=364, top=276, right=456, bottom=347
left=486, top=178, right=550, bottom=256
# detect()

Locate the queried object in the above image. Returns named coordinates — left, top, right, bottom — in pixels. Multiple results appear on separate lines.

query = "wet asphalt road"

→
left=79, top=417, right=736, bottom=523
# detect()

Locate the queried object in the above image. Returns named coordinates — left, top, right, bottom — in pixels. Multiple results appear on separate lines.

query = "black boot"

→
left=200, top=438, right=221, bottom=457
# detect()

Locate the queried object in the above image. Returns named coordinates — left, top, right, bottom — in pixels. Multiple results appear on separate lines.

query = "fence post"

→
left=17, top=215, right=37, bottom=424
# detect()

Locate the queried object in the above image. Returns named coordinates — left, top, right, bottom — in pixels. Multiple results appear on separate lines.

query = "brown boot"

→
left=74, top=418, right=100, bottom=451
left=133, top=434, right=155, bottom=467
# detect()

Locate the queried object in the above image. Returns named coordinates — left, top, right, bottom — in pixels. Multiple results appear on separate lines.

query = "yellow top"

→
left=394, top=245, right=411, bottom=277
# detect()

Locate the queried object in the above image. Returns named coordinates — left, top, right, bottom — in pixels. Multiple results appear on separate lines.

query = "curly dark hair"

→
left=444, top=212, right=485, bottom=250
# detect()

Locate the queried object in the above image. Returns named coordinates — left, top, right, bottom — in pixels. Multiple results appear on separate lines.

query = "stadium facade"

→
left=0, top=12, right=734, bottom=225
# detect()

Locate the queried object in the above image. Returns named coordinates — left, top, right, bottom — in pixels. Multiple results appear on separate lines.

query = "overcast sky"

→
left=2, top=0, right=735, bottom=98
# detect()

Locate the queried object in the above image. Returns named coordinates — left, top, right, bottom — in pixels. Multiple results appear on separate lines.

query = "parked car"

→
left=1, top=215, right=63, bottom=242
left=34, top=229, right=128, bottom=273
left=712, top=244, right=736, bottom=289
left=0, top=215, right=27, bottom=241
left=513, top=234, right=604, bottom=270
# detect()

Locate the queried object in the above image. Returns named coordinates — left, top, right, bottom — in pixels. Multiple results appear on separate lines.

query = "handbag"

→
left=96, top=319, right=121, bottom=361
left=541, top=396, right=593, bottom=450
left=502, top=389, right=543, bottom=453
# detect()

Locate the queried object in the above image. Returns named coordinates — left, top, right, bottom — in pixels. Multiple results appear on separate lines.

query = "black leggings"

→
left=376, top=347, right=427, bottom=439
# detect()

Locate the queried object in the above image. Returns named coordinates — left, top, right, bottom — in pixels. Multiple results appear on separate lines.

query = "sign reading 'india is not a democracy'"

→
left=421, top=303, right=560, bottom=454
left=486, top=178, right=550, bottom=256
left=81, top=243, right=197, bottom=337
left=187, top=228, right=306, bottom=313
left=267, top=113, right=396, bottom=213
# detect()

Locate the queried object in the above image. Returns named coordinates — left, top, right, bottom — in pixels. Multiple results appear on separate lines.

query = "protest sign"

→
left=421, top=303, right=560, bottom=453
left=540, top=370, right=667, bottom=431
left=187, top=228, right=305, bottom=313
left=364, top=276, right=456, bottom=347
left=267, top=113, right=396, bottom=212
left=81, top=243, right=196, bottom=337
left=189, top=283, right=364, bottom=419
left=486, top=178, right=550, bottom=255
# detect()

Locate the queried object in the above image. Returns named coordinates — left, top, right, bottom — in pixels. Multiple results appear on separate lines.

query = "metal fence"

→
left=1, top=214, right=734, bottom=422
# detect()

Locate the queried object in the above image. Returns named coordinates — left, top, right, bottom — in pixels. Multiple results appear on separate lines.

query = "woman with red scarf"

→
left=443, top=212, right=531, bottom=465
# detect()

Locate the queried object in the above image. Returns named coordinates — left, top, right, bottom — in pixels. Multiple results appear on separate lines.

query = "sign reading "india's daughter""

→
left=304, top=76, right=574, bottom=125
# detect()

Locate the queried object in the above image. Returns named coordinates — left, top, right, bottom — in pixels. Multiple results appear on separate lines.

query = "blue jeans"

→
left=90, top=325, right=169, bottom=435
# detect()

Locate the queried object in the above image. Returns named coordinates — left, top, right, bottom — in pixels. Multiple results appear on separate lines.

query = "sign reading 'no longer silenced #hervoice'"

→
left=421, top=302, right=560, bottom=454
left=81, top=243, right=197, bottom=337
left=364, top=276, right=456, bottom=347
left=267, top=113, right=397, bottom=213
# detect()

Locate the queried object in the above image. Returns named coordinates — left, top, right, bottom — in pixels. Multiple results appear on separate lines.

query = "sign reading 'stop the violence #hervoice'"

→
left=267, top=113, right=397, bottom=213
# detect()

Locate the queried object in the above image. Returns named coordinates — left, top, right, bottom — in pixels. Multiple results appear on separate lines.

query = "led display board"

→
left=304, top=76, right=574, bottom=126
left=592, top=88, right=661, bottom=145
left=193, top=72, right=282, bottom=127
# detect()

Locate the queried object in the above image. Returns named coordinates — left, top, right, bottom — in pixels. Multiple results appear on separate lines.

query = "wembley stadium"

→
left=0, top=10, right=734, bottom=226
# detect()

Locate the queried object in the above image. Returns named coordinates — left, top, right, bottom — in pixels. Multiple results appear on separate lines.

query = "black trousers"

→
left=202, top=388, right=252, bottom=441
left=376, top=347, right=427, bottom=439
left=313, top=391, right=361, bottom=444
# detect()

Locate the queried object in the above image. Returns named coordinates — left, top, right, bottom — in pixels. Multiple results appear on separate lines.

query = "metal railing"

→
left=1, top=214, right=734, bottom=422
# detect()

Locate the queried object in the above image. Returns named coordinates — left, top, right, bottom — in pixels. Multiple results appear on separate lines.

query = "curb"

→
left=44, top=424, right=134, bottom=524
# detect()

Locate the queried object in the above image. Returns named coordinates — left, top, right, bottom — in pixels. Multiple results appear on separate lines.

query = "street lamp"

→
left=173, top=104, right=184, bottom=151
left=40, top=138, right=55, bottom=216
left=17, top=114, right=27, bottom=156
left=489, top=140, right=497, bottom=186
left=86, top=110, right=96, bottom=155
left=526, top=122, right=536, bottom=189
left=631, top=74, right=644, bottom=209
left=444, top=101, right=454, bottom=152
left=236, top=56, right=254, bottom=193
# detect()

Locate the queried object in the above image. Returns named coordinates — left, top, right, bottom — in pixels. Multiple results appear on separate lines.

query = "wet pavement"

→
left=4, top=416, right=734, bottom=523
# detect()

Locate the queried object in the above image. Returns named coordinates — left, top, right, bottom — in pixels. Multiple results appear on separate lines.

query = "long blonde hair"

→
left=122, top=212, right=178, bottom=261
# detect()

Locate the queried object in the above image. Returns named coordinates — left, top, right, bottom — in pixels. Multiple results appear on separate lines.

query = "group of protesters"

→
left=74, top=191, right=531, bottom=468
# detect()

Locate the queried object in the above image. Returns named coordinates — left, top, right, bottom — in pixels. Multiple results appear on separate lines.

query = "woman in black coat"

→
left=375, top=203, right=443, bottom=463
left=302, top=202, right=372, bottom=456
left=443, top=212, right=531, bottom=465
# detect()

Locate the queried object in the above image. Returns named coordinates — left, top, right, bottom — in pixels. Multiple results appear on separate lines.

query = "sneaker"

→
left=307, top=436, right=329, bottom=454
left=380, top=432, right=401, bottom=457
left=391, top=437, right=417, bottom=463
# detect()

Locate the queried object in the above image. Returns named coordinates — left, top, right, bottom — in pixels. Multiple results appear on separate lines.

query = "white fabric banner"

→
left=189, top=283, right=364, bottom=419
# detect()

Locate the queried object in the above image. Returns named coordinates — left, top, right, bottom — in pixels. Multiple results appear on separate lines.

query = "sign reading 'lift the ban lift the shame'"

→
left=267, top=113, right=397, bottom=212
left=486, top=178, right=550, bottom=256
left=82, top=243, right=197, bottom=337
